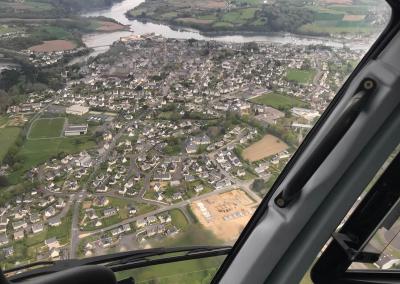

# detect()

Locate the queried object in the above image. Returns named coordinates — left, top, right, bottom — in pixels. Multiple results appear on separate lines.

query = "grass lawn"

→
left=0, top=127, right=21, bottom=161
left=286, top=68, right=316, bottom=84
left=170, top=209, right=189, bottom=230
left=29, top=118, right=65, bottom=139
left=47, top=210, right=72, bottom=244
left=250, top=92, right=307, bottom=110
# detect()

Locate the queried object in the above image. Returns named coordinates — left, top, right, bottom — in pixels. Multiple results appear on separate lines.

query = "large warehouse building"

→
left=64, top=125, right=88, bottom=136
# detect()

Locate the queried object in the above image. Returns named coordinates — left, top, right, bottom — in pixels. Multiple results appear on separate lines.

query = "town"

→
left=0, top=34, right=369, bottom=269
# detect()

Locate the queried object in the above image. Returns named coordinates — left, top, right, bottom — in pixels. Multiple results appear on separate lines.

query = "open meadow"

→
left=0, top=127, right=21, bottom=161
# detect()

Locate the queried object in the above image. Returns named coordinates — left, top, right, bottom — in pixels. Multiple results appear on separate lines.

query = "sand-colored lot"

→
left=29, top=40, right=77, bottom=52
left=96, top=21, right=126, bottom=31
left=243, top=134, right=288, bottom=162
left=191, top=190, right=258, bottom=243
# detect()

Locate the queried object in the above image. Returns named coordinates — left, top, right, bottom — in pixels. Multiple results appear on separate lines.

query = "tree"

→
left=252, top=178, right=266, bottom=193
left=0, top=176, right=9, bottom=188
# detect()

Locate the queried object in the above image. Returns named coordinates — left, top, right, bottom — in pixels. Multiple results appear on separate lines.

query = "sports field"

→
left=250, top=92, right=307, bottom=110
left=286, top=68, right=316, bottom=84
left=28, top=118, right=65, bottom=139
left=243, top=134, right=288, bottom=162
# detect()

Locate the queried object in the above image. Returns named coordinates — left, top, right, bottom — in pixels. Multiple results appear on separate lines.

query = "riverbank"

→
left=127, top=0, right=384, bottom=39
left=125, top=12, right=334, bottom=39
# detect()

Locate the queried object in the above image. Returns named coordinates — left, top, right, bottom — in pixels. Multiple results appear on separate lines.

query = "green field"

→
left=251, top=92, right=307, bottom=110
left=0, top=127, right=21, bottom=161
left=170, top=209, right=189, bottom=230
left=286, top=68, right=316, bottom=84
left=29, top=118, right=65, bottom=139
left=7, top=136, right=96, bottom=184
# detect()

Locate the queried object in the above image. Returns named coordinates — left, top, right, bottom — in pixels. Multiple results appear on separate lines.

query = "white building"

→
left=64, top=125, right=88, bottom=136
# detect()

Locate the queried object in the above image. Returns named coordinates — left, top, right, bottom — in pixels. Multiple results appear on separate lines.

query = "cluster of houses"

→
left=0, top=190, right=67, bottom=260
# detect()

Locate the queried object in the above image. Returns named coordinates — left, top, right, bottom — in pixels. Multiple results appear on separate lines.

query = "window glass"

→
left=115, top=256, right=225, bottom=283
left=0, top=0, right=391, bottom=279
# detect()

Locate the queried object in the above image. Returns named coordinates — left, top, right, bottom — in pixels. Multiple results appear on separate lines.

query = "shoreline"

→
left=124, top=12, right=371, bottom=44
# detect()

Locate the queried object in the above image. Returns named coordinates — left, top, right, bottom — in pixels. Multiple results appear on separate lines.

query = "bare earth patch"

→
left=191, top=189, right=257, bottom=243
left=243, top=134, right=288, bottom=162
left=29, top=40, right=77, bottom=52
left=96, top=21, right=126, bottom=31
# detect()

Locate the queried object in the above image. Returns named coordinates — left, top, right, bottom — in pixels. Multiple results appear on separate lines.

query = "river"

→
left=71, top=0, right=371, bottom=64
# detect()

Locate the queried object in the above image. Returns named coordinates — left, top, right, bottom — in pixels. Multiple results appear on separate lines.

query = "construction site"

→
left=191, top=189, right=258, bottom=242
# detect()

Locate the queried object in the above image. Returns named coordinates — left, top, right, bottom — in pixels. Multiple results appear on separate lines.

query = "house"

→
left=185, top=143, right=198, bottom=154
left=3, top=246, right=14, bottom=258
left=66, top=104, right=89, bottom=116
left=146, top=216, right=157, bottom=224
left=172, top=192, right=183, bottom=200
left=86, top=208, right=98, bottom=220
left=93, top=196, right=109, bottom=207
left=153, top=183, right=161, bottom=192
left=165, top=226, right=179, bottom=237
left=122, top=224, right=131, bottom=232
left=12, top=220, right=27, bottom=231
left=0, top=233, right=9, bottom=245
left=30, top=213, right=41, bottom=223
left=153, top=172, right=171, bottom=181
left=100, top=237, right=112, bottom=248
left=128, top=205, right=137, bottom=215
left=158, top=214, right=172, bottom=223
left=48, top=217, right=61, bottom=227
left=103, top=208, right=117, bottom=217
left=0, top=216, right=8, bottom=226
left=194, top=185, right=204, bottom=193
left=45, top=237, right=60, bottom=250
left=146, top=226, right=157, bottom=237
left=55, top=198, right=66, bottom=209
left=13, top=230, right=24, bottom=241
left=237, top=169, right=246, bottom=177
left=32, top=223, right=44, bottom=234
left=45, top=206, right=56, bottom=218
left=50, top=248, right=60, bottom=259
left=136, top=218, right=147, bottom=228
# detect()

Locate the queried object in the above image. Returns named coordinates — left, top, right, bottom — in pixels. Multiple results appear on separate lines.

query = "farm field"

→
left=250, top=92, right=307, bottom=110
left=243, top=134, right=288, bottom=162
left=286, top=68, right=316, bottom=84
left=0, top=127, right=21, bottom=162
left=28, top=118, right=65, bottom=139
